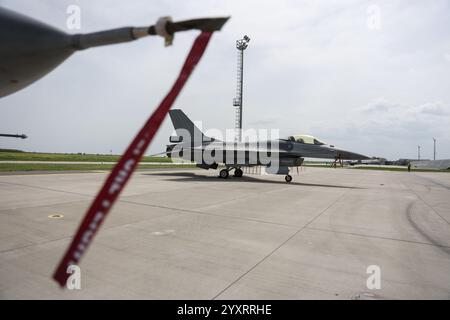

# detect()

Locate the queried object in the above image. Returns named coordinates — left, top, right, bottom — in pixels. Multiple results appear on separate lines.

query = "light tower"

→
left=418, top=145, right=421, bottom=160
left=233, top=35, right=250, bottom=142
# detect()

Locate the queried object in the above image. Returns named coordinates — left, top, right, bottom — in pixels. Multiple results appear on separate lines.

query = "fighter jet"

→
left=164, top=109, right=370, bottom=182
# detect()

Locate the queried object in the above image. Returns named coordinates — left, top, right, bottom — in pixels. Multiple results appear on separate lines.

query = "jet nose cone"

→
left=336, top=149, right=370, bottom=160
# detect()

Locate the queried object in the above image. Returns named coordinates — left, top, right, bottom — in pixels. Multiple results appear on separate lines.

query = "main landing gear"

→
left=219, top=167, right=293, bottom=183
left=219, top=167, right=243, bottom=179
left=219, top=169, right=229, bottom=178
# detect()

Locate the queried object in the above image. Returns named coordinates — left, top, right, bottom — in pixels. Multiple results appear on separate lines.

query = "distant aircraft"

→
left=163, top=109, right=370, bottom=182
left=0, top=133, right=27, bottom=139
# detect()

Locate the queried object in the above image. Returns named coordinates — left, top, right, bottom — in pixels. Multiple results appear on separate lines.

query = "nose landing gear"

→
left=285, top=175, right=292, bottom=183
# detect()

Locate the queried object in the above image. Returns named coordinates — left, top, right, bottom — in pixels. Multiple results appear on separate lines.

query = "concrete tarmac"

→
left=0, top=167, right=449, bottom=299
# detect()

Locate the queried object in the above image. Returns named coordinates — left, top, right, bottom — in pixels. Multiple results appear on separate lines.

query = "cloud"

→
left=417, top=102, right=450, bottom=116
left=444, top=53, right=450, bottom=62
left=360, top=99, right=401, bottom=114
left=360, top=100, right=450, bottom=119
left=310, top=99, right=450, bottom=159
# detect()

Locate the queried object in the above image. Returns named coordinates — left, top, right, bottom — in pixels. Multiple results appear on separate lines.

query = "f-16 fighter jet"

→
left=165, top=109, right=370, bottom=182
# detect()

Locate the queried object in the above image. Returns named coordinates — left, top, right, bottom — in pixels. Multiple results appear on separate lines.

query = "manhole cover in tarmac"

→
left=48, top=214, right=64, bottom=219
left=351, top=292, right=379, bottom=300
left=152, top=229, right=175, bottom=236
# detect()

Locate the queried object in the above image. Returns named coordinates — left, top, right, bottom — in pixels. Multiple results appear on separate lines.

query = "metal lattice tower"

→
left=233, top=35, right=250, bottom=142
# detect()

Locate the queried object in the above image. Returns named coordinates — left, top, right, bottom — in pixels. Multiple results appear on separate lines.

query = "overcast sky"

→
left=1, top=0, right=449, bottom=160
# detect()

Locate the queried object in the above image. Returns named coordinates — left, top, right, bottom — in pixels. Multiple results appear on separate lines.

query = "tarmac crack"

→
left=407, top=175, right=450, bottom=225
left=0, top=179, right=291, bottom=227
left=211, top=188, right=351, bottom=300
left=0, top=209, right=185, bottom=255
left=0, top=198, right=91, bottom=215
left=119, top=199, right=295, bottom=228
left=305, top=226, right=450, bottom=250
left=0, top=180, right=94, bottom=197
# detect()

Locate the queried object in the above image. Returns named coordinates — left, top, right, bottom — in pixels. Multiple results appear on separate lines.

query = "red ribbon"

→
left=53, top=31, right=213, bottom=287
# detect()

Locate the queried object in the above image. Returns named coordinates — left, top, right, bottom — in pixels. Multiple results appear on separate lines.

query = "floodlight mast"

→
left=233, top=35, right=250, bottom=142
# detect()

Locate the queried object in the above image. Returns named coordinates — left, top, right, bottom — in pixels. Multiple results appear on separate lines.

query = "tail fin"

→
left=169, top=109, right=211, bottom=146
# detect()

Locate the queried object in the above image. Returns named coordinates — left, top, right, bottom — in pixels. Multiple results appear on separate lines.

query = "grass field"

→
left=349, top=166, right=450, bottom=173
left=0, top=151, right=171, bottom=162
left=1, top=151, right=448, bottom=173
left=0, top=150, right=195, bottom=172
left=0, top=163, right=196, bottom=172
left=303, top=163, right=450, bottom=173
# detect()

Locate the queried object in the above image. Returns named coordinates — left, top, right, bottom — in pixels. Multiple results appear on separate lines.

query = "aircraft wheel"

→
left=285, top=175, right=292, bottom=183
left=219, top=169, right=229, bottom=179
left=234, top=168, right=243, bottom=177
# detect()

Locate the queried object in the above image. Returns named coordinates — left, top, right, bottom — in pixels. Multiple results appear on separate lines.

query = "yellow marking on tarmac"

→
left=48, top=214, right=64, bottom=219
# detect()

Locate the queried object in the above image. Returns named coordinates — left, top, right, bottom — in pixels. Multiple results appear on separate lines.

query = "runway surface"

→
left=1, top=167, right=449, bottom=299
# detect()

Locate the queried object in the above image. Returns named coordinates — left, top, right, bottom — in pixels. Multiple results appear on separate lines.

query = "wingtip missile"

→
left=158, top=16, right=230, bottom=34
left=0, top=7, right=230, bottom=97
left=74, top=16, right=230, bottom=50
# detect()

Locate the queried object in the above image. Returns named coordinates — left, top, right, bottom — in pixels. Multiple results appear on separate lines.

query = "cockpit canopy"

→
left=286, top=134, right=327, bottom=145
